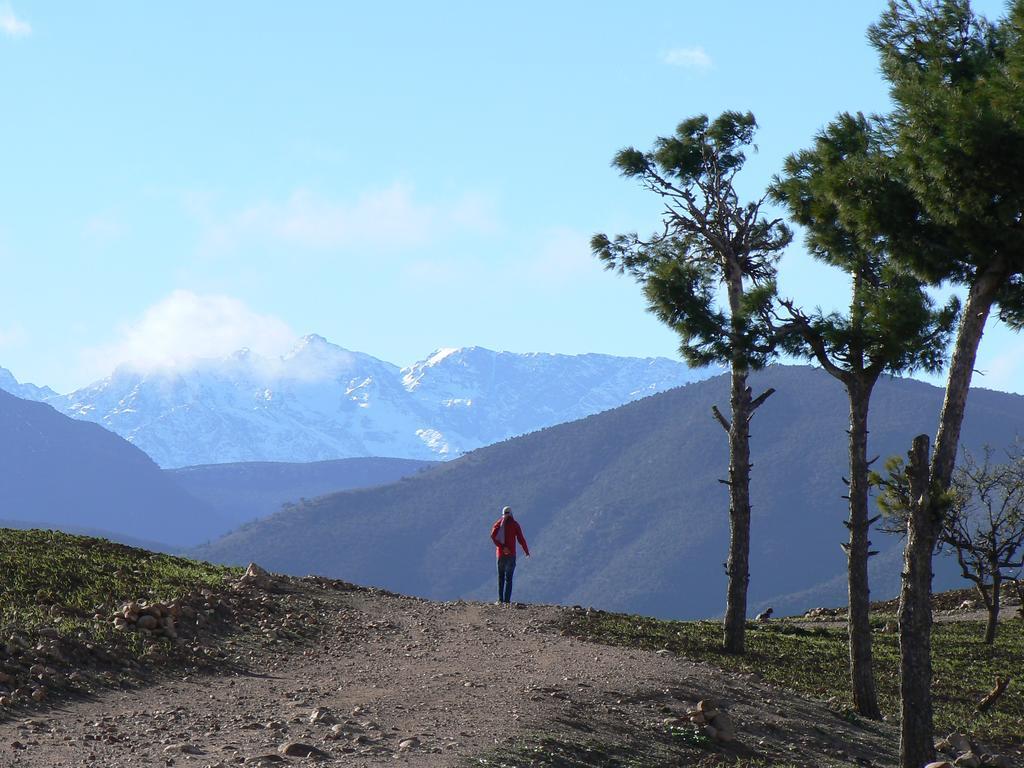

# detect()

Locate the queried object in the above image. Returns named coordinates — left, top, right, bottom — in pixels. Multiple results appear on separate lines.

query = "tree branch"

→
left=777, top=299, right=850, bottom=382
left=711, top=405, right=731, bottom=432
left=977, top=677, right=1011, bottom=713
left=749, top=387, right=775, bottom=413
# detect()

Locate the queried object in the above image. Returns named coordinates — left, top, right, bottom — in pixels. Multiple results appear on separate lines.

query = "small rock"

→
left=163, top=743, right=203, bottom=755
left=239, top=563, right=272, bottom=590
left=278, top=742, right=329, bottom=758
left=948, top=734, right=973, bottom=754
left=924, top=762, right=955, bottom=768
left=398, top=737, right=420, bottom=751
left=954, top=753, right=982, bottom=768
left=709, top=712, right=736, bottom=742
left=308, top=707, right=334, bottom=725
left=696, top=699, right=719, bottom=719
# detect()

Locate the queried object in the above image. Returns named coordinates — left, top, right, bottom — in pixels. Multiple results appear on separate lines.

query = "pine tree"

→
left=863, top=2, right=1024, bottom=764
left=592, top=112, right=791, bottom=654
left=771, top=111, right=958, bottom=719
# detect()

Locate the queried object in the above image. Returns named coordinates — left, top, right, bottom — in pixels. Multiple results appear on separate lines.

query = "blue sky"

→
left=1, top=1, right=1019, bottom=393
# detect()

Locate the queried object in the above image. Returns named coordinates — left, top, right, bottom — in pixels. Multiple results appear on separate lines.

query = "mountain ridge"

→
left=1, top=338, right=712, bottom=468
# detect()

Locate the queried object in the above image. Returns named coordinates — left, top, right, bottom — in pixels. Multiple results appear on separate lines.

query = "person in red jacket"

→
left=490, top=505, right=530, bottom=606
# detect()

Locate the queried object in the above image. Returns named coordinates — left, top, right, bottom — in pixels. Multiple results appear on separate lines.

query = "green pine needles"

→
left=591, top=111, right=790, bottom=370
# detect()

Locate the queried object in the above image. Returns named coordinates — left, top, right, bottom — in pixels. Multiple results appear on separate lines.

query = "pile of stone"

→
left=112, top=600, right=187, bottom=639
left=926, top=732, right=1016, bottom=768
left=236, top=562, right=274, bottom=591
left=662, top=699, right=737, bottom=743
left=802, top=607, right=844, bottom=621
left=110, top=585, right=235, bottom=641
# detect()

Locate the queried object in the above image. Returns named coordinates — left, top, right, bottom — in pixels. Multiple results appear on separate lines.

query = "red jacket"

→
left=491, top=516, right=529, bottom=558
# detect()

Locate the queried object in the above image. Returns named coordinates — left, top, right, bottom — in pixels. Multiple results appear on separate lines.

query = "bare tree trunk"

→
left=847, top=381, right=881, bottom=718
left=723, top=364, right=753, bottom=655
left=985, top=575, right=1001, bottom=645
left=898, top=261, right=1006, bottom=768
left=974, top=580, right=994, bottom=628
left=899, top=434, right=936, bottom=768
left=719, top=259, right=759, bottom=656
left=929, top=261, right=1006, bottom=488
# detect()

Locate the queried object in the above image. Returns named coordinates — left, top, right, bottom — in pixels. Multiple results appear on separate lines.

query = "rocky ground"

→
left=0, top=567, right=919, bottom=768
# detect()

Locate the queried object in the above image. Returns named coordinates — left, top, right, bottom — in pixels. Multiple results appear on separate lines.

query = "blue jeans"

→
left=497, top=555, right=517, bottom=603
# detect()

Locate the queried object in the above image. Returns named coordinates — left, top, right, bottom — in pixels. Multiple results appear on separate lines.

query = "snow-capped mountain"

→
left=400, top=345, right=702, bottom=455
left=0, top=366, right=57, bottom=402
left=3, top=336, right=713, bottom=468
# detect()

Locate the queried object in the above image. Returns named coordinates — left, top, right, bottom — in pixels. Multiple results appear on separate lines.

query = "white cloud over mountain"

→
left=80, top=290, right=299, bottom=378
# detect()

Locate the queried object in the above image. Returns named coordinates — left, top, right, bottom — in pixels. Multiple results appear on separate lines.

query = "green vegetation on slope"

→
left=474, top=735, right=801, bottom=768
left=561, top=610, right=1024, bottom=748
left=0, top=528, right=239, bottom=648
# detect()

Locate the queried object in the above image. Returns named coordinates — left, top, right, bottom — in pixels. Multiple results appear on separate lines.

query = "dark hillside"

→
left=196, top=366, right=1024, bottom=618
left=166, top=457, right=437, bottom=527
left=0, top=390, right=227, bottom=546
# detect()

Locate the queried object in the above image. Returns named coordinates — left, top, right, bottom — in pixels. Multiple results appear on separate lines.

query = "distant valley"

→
left=196, top=366, right=1024, bottom=619
left=0, top=386, right=438, bottom=547
left=165, top=457, right=436, bottom=529
left=0, top=389, right=227, bottom=547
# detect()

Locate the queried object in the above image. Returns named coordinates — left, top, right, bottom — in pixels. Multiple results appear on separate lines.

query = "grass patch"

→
left=0, top=528, right=334, bottom=720
left=562, top=610, right=1024, bottom=748
left=0, top=527, right=242, bottom=677
left=470, top=734, right=798, bottom=768
left=0, top=528, right=238, bottom=632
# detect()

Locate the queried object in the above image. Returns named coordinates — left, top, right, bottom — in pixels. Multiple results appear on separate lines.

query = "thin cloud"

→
left=400, top=228, right=598, bottom=290
left=199, top=183, right=498, bottom=255
left=0, top=5, right=31, bottom=37
left=662, top=46, right=712, bottom=71
left=80, top=290, right=299, bottom=380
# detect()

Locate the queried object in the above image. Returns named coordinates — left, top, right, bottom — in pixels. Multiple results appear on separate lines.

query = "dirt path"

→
left=0, top=581, right=900, bottom=767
